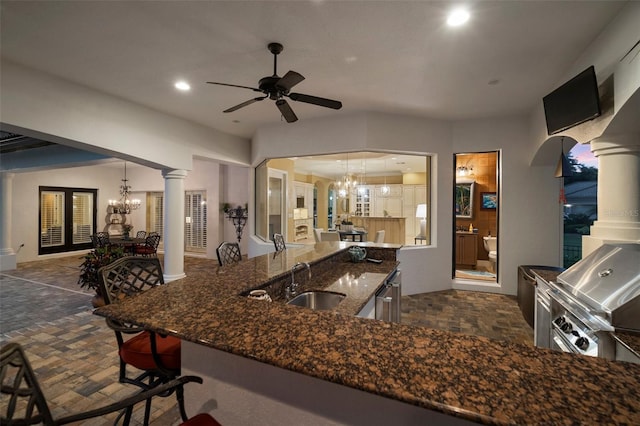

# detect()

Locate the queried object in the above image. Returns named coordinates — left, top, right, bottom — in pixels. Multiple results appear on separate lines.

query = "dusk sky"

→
left=570, top=143, right=598, bottom=168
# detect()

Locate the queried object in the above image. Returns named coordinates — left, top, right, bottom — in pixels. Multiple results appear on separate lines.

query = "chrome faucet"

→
left=286, top=262, right=311, bottom=299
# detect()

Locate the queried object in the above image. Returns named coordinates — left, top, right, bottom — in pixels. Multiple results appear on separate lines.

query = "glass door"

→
left=267, top=169, right=287, bottom=239
left=39, top=186, right=96, bottom=254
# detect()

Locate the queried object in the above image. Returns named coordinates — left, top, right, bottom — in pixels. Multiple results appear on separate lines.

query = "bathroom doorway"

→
left=452, top=151, right=499, bottom=282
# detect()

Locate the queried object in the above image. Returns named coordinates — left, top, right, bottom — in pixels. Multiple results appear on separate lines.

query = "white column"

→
left=162, top=169, right=187, bottom=282
left=583, top=133, right=640, bottom=256
left=0, top=172, right=17, bottom=271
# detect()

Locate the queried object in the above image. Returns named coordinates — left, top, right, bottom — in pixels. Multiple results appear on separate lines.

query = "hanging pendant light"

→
left=336, top=153, right=357, bottom=198
left=380, top=159, right=390, bottom=196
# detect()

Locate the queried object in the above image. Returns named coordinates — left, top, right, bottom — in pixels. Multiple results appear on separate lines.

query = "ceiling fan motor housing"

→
left=259, top=76, right=283, bottom=99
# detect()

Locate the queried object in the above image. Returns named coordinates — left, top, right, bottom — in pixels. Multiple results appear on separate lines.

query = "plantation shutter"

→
left=185, top=191, right=207, bottom=252
left=40, top=191, right=64, bottom=247
left=72, top=192, right=94, bottom=244
left=148, top=192, right=164, bottom=237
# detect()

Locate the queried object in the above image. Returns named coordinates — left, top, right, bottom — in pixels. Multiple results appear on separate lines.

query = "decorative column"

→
left=162, top=169, right=187, bottom=282
left=583, top=133, right=640, bottom=256
left=0, top=172, right=17, bottom=271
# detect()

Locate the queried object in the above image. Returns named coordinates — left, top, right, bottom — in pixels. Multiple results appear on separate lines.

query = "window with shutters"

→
left=148, top=192, right=164, bottom=238
left=185, top=191, right=207, bottom=252
left=148, top=191, right=207, bottom=253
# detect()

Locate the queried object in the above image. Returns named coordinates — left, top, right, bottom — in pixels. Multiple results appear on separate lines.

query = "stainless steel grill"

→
left=546, top=243, right=640, bottom=360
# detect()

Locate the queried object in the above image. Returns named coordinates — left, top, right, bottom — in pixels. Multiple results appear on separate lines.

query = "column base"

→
left=0, top=253, right=17, bottom=271
left=163, top=272, right=187, bottom=283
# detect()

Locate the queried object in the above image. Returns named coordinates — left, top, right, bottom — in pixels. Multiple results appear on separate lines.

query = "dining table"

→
left=338, top=230, right=368, bottom=242
left=110, top=237, right=145, bottom=254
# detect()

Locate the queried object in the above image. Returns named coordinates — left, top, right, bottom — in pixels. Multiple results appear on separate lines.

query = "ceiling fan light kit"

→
left=207, top=42, right=342, bottom=123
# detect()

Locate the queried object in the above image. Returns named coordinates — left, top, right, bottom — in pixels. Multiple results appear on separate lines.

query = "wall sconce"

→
left=224, top=205, right=248, bottom=243
left=416, top=204, right=427, bottom=238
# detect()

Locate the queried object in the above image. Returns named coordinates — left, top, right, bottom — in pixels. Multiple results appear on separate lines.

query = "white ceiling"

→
left=0, top=0, right=626, bottom=144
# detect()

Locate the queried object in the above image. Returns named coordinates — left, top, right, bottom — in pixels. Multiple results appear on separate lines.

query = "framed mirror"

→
left=455, top=181, right=475, bottom=219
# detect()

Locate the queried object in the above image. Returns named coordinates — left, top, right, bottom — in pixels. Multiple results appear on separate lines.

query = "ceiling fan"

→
left=207, top=42, right=342, bottom=123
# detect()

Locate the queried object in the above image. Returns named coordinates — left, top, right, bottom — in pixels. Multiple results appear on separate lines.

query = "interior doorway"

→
left=452, top=151, right=499, bottom=282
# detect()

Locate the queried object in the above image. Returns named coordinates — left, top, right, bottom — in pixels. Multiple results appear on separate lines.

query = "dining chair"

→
left=134, top=234, right=161, bottom=257
left=0, top=342, right=221, bottom=426
left=313, top=228, right=324, bottom=243
left=375, top=230, right=385, bottom=243
left=136, top=230, right=147, bottom=239
left=216, top=241, right=242, bottom=266
left=320, top=231, right=341, bottom=242
left=98, top=256, right=184, bottom=424
left=92, top=232, right=111, bottom=248
left=273, top=233, right=286, bottom=252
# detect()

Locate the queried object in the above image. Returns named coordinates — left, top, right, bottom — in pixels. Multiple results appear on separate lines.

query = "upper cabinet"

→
left=293, top=182, right=314, bottom=210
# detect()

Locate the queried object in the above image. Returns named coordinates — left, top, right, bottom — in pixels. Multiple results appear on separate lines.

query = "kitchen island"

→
left=95, top=243, right=640, bottom=425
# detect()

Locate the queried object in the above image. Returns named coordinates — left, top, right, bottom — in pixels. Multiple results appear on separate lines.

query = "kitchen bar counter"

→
left=96, top=245, right=640, bottom=425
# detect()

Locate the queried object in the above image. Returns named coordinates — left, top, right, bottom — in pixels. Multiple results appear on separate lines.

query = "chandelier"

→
left=108, top=162, right=141, bottom=214
left=335, top=154, right=358, bottom=198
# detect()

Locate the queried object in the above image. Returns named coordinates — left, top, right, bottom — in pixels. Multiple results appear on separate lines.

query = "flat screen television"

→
left=543, top=66, right=601, bottom=135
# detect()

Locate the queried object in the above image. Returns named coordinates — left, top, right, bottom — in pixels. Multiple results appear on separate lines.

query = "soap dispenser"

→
left=468, top=223, right=473, bottom=232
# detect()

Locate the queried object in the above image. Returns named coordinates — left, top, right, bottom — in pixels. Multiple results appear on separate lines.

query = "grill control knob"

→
left=575, top=337, right=590, bottom=350
left=561, top=322, right=573, bottom=333
left=554, top=316, right=566, bottom=326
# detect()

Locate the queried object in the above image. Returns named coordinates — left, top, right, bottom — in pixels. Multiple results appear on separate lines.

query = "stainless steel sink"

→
left=287, top=291, right=346, bottom=311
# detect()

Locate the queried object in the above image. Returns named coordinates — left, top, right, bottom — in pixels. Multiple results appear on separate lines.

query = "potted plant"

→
left=122, top=224, right=133, bottom=239
left=78, top=245, right=125, bottom=307
left=341, top=219, right=354, bottom=232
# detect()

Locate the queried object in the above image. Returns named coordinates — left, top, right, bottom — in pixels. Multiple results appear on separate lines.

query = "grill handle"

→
left=547, top=288, right=614, bottom=332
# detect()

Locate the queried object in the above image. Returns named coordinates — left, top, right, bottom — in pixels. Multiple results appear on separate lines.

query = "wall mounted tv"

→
left=543, top=66, right=601, bottom=135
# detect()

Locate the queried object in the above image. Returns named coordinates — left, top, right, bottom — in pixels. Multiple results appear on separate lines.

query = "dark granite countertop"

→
left=96, top=244, right=640, bottom=425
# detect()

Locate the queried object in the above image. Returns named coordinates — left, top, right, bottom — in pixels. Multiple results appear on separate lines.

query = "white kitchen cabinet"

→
left=352, top=185, right=373, bottom=217
left=293, top=182, right=314, bottom=209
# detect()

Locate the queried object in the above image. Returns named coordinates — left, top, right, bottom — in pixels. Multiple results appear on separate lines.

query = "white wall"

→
left=251, top=111, right=556, bottom=296
left=451, top=117, right=562, bottom=295
left=9, top=159, right=244, bottom=263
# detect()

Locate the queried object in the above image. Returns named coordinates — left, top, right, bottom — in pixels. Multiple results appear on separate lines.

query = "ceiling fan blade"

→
left=275, top=99, right=298, bottom=123
left=223, top=96, right=266, bottom=113
left=207, top=81, right=262, bottom=93
left=288, top=93, right=342, bottom=110
left=276, top=71, right=305, bottom=92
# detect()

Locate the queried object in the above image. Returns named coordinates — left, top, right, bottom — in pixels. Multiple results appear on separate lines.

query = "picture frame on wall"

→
left=481, top=192, right=497, bottom=210
left=455, top=181, right=474, bottom=219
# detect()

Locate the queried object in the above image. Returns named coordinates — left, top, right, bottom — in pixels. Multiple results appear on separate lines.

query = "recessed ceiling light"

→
left=447, top=8, right=470, bottom=27
left=174, top=81, right=191, bottom=91
left=345, top=56, right=358, bottom=64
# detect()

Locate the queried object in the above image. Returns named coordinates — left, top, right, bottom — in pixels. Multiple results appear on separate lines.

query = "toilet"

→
left=483, top=236, right=497, bottom=272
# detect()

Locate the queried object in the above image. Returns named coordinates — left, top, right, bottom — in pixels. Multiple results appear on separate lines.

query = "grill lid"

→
left=556, top=243, right=640, bottom=331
